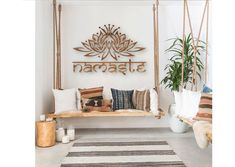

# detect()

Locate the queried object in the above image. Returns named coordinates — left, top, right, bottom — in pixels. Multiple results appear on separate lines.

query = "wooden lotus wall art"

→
left=73, top=24, right=146, bottom=75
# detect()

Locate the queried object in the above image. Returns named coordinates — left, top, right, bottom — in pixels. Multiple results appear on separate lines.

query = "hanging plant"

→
left=161, top=34, right=205, bottom=91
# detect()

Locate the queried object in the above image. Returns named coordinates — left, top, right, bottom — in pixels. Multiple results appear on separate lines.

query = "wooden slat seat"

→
left=177, top=116, right=195, bottom=126
left=47, top=109, right=165, bottom=119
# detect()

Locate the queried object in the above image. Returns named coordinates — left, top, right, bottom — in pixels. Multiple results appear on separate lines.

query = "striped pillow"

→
left=79, top=86, right=103, bottom=99
left=111, top=88, right=134, bottom=111
left=194, top=93, right=212, bottom=122
left=133, top=90, right=150, bottom=111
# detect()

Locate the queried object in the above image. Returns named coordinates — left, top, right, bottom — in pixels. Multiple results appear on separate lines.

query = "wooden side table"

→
left=36, top=120, right=56, bottom=147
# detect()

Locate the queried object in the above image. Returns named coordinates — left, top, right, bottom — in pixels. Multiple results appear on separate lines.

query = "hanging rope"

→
left=205, top=0, right=209, bottom=85
left=153, top=0, right=160, bottom=106
left=181, top=0, right=209, bottom=91
left=58, top=4, right=62, bottom=89
left=153, top=2, right=157, bottom=88
left=181, top=0, right=186, bottom=89
left=53, top=0, right=57, bottom=89
left=52, top=0, right=62, bottom=90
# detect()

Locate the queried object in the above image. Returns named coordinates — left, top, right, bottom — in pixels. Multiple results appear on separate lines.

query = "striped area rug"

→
left=61, top=141, right=186, bottom=167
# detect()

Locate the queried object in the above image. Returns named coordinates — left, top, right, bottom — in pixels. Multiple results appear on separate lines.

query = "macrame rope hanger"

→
left=181, top=0, right=209, bottom=92
left=153, top=0, right=160, bottom=108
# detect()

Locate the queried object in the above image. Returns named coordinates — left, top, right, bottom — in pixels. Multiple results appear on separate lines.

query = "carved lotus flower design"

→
left=74, top=24, right=145, bottom=60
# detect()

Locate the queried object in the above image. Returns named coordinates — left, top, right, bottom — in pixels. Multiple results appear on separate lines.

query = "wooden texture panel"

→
left=36, top=121, right=56, bottom=147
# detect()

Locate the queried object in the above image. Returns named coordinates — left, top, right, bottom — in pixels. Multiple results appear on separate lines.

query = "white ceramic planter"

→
left=168, top=104, right=189, bottom=133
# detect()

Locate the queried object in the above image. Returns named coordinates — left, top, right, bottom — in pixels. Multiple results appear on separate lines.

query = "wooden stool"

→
left=36, top=121, right=56, bottom=147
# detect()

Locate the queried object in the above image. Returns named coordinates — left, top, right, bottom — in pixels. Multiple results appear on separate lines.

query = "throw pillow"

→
left=194, top=93, right=212, bottom=122
left=111, top=88, right=134, bottom=111
left=133, top=90, right=150, bottom=111
left=78, top=86, right=103, bottom=99
left=79, top=86, right=104, bottom=108
left=82, top=99, right=112, bottom=112
left=150, top=88, right=159, bottom=114
left=82, top=98, right=103, bottom=107
left=202, top=84, right=212, bottom=93
left=76, top=90, right=82, bottom=111
left=52, top=88, right=77, bottom=114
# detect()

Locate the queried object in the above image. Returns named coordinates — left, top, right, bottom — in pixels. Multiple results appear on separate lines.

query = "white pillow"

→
left=76, top=90, right=82, bottom=111
left=52, top=88, right=77, bottom=114
left=150, top=88, right=159, bottom=114
left=180, top=89, right=201, bottom=118
left=173, top=91, right=183, bottom=116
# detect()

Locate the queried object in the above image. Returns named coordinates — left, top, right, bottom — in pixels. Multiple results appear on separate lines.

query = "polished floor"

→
left=36, top=128, right=212, bottom=167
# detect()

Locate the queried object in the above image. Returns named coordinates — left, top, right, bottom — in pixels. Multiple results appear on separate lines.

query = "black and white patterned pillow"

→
left=82, top=99, right=103, bottom=108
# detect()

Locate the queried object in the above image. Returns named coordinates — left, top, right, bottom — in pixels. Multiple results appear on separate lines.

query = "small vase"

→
left=39, top=114, right=46, bottom=122
left=67, top=128, right=75, bottom=141
left=56, top=128, right=65, bottom=142
left=62, top=135, right=70, bottom=144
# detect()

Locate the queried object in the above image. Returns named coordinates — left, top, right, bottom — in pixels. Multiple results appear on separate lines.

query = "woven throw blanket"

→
left=61, top=140, right=186, bottom=167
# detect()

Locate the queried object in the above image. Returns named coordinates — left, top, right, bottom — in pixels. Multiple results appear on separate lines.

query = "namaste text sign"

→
left=73, top=24, right=146, bottom=75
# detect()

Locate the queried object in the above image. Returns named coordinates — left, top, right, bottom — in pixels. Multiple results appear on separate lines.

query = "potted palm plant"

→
left=161, top=34, right=204, bottom=91
left=161, top=34, right=205, bottom=133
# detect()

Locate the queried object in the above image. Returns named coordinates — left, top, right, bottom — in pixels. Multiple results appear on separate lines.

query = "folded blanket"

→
left=192, top=121, right=212, bottom=149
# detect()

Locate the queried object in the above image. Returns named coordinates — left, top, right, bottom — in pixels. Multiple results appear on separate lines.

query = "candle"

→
left=67, top=128, right=75, bottom=140
left=56, top=128, right=65, bottom=142
left=46, top=118, right=53, bottom=122
left=40, top=114, right=45, bottom=121
left=62, top=135, right=70, bottom=144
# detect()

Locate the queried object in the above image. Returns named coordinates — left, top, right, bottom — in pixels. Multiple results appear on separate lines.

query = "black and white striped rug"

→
left=61, top=140, right=186, bottom=167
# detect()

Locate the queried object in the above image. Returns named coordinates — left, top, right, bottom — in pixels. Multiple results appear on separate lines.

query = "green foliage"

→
left=161, top=34, right=205, bottom=91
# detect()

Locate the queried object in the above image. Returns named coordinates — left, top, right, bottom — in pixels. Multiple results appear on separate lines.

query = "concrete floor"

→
left=36, top=128, right=212, bottom=167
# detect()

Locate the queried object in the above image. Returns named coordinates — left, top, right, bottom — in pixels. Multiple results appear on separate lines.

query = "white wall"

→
left=35, top=0, right=54, bottom=120
left=61, top=3, right=155, bottom=98
left=36, top=0, right=212, bottom=127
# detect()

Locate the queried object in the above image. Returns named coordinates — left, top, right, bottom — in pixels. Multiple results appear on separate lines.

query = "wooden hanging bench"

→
left=50, top=1, right=164, bottom=120
left=178, top=116, right=212, bottom=143
left=48, top=109, right=165, bottom=119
